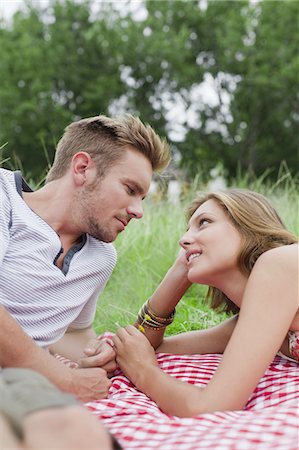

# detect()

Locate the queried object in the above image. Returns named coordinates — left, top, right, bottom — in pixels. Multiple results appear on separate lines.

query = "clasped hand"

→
left=78, top=337, right=118, bottom=375
left=112, top=325, right=158, bottom=387
left=77, top=328, right=158, bottom=388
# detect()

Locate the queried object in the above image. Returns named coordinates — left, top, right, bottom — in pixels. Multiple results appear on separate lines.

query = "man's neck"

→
left=22, top=181, right=81, bottom=246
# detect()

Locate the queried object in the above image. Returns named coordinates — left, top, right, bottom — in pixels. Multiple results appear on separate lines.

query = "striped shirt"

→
left=0, top=168, right=117, bottom=347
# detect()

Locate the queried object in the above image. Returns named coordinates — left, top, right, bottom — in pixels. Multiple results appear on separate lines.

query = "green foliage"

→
left=0, top=0, right=127, bottom=178
left=224, top=0, right=299, bottom=177
left=0, top=0, right=298, bottom=180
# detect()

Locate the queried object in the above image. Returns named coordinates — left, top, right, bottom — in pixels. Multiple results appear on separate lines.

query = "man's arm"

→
left=50, top=327, right=118, bottom=374
left=49, top=327, right=97, bottom=362
left=0, top=306, right=111, bottom=402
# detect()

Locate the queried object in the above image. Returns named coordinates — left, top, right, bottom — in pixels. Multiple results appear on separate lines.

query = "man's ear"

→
left=71, top=152, right=93, bottom=186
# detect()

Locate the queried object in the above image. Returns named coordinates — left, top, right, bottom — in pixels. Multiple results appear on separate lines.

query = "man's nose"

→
left=127, top=200, right=143, bottom=219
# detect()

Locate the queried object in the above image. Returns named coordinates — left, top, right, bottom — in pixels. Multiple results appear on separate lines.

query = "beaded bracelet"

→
left=147, top=299, right=176, bottom=323
left=136, top=299, right=176, bottom=333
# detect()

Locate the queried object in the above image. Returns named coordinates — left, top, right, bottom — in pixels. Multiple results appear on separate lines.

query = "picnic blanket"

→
left=84, top=352, right=299, bottom=450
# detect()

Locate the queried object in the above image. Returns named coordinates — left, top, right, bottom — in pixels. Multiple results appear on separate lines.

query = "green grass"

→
left=93, top=175, right=299, bottom=335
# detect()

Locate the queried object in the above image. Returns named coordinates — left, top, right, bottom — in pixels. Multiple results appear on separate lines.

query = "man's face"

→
left=75, top=148, right=153, bottom=242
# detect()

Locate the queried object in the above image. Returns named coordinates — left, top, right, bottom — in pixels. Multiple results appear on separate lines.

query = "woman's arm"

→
left=135, top=250, right=191, bottom=349
left=157, top=315, right=238, bottom=355
left=114, top=245, right=298, bottom=416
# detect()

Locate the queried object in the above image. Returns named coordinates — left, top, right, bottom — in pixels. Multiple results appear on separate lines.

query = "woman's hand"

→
left=172, top=247, right=189, bottom=276
left=112, top=326, right=158, bottom=387
left=112, top=326, right=205, bottom=417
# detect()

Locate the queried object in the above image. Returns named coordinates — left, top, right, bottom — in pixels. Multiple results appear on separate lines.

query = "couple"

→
left=0, top=114, right=297, bottom=435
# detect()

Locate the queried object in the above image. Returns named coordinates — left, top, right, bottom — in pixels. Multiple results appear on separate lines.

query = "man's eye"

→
left=126, top=186, right=135, bottom=195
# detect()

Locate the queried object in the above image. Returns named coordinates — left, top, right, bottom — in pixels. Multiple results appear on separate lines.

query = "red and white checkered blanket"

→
left=82, top=353, right=299, bottom=450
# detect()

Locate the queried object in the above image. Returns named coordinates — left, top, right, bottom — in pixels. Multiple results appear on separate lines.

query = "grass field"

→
left=93, top=173, right=299, bottom=336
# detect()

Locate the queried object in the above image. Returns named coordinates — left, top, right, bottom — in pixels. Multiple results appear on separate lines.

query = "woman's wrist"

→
left=135, top=363, right=160, bottom=393
left=136, top=298, right=176, bottom=333
left=167, top=260, right=192, bottom=292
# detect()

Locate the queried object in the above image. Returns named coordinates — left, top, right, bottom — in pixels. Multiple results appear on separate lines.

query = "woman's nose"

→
left=179, top=232, right=192, bottom=249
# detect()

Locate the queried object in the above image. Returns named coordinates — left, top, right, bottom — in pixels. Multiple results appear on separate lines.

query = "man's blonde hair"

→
left=187, top=189, right=298, bottom=314
left=46, top=114, right=170, bottom=182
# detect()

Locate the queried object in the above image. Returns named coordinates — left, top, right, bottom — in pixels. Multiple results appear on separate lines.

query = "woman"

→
left=112, top=189, right=299, bottom=417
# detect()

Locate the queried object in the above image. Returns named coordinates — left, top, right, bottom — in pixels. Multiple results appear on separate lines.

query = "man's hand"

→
left=69, top=367, right=112, bottom=402
left=0, top=306, right=112, bottom=403
left=78, top=338, right=118, bottom=374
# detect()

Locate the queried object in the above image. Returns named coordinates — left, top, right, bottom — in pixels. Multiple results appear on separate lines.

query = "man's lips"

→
left=116, top=217, right=128, bottom=230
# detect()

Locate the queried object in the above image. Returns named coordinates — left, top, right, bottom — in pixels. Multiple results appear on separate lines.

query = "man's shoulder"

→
left=86, top=237, right=117, bottom=263
left=0, top=168, right=15, bottom=192
left=0, top=167, right=14, bottom=178
left=0, top=170, right=15, bottom=229
left=0, top=169, right=25, bottom=227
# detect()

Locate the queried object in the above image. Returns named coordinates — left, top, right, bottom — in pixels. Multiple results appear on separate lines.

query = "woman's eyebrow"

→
left=189, top=211, right=206, bottom=224
left=188, top=211, right=214, bottom=228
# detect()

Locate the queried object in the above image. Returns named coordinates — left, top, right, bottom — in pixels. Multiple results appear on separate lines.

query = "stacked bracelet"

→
left=137, top=299, right=176, bottom=333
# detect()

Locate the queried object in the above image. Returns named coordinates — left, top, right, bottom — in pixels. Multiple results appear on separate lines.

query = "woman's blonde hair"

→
left=187, top=189, right=298, bottom=313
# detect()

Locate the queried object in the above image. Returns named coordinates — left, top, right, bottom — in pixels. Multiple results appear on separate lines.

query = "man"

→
left=0, top=114, right=170, bottom=400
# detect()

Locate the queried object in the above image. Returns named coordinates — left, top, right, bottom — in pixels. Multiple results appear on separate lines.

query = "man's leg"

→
left=0, top=368, right=120, bottom=450
left=23, top=405, right=113, bottom=450
left=0, top=413, right=23, bottom=449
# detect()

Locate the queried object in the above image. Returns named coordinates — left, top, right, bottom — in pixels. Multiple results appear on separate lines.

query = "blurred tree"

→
left=224, top=0, right=299, bottom=177
left=120, top=0, right=299, bottom=179
left=0, top=0, right=298, bottom=180
left=0, top=0, right=126, bottom=178
left=0, top=7, right=54, bottom=177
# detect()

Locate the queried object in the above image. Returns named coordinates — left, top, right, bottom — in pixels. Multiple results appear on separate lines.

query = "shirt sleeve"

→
left=69, top=242, right=117, bottom=330
left=69, top=287, right=102, bottom=329
left=0, top=183, right=11, bottom=264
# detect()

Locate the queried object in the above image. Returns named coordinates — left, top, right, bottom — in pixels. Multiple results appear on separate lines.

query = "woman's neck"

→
left=213, top=270, right=248, bottom=308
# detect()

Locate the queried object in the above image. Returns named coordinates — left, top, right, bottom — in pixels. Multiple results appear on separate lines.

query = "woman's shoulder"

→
left=247, top=244, right=298, bottom=312
left=262, top=243, right=298, bottom=258
left=256, top=243, right=298, bottom=270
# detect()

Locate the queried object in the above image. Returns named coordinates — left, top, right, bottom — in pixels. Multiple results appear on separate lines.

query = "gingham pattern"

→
left=58, top=346, right=299, bottom=449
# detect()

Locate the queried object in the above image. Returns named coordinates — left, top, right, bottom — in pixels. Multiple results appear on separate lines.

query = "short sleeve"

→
left=69, top=288, right=100, bottom=329
left=69, top=240, right=116, bottom=330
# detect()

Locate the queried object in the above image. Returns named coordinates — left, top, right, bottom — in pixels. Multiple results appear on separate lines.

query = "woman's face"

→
left=179, top=199, right=243, bottom=286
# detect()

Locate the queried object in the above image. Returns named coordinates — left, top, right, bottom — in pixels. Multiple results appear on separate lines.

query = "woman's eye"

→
left=199, top=218, right=210, bottom=227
